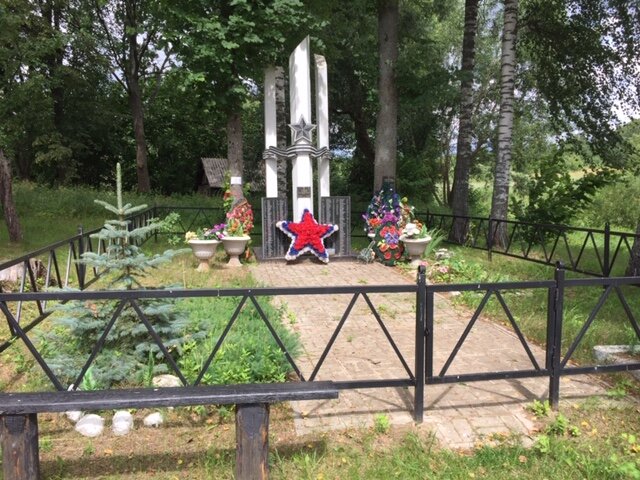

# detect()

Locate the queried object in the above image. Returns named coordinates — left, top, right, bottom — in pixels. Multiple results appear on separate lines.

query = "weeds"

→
left=373, top=413, right=390, bottom=434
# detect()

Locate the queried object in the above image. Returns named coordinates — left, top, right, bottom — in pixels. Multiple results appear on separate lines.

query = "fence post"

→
left=235, top=403, right=269, bottom=480
left=425, top=286, right=434, bottom=384
left=488, top=217, right=494, bottom=262
left=603, top=222, right=611, bottom=277
left=414, top=265, right=426, bottom=423
left=548, top=262, right=565, bottom=409
left=1, top=414, right=40, bottom=480
left=77, top=225, right=85, bottom=290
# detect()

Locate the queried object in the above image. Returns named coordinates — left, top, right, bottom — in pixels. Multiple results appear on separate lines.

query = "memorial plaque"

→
left=320, top=196, right=351, bottom=257
left=297, top=186, right=311, bottom=198
left=261, top=198, right=289, bottom=259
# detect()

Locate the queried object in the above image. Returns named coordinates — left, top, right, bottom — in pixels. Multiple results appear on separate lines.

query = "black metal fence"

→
left=1, top=265, right=639, bottom=422
left=424, top=212, right=640, bottom=278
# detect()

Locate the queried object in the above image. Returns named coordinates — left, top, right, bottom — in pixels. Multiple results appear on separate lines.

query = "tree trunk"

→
left=490, top=0, right=519, bottom=248
left=275, top=66, right=289, bottom=199
left=42, top=0, right=68, bottom=184
left=227, top=110, right=244, bottom=204
left=626, top=222, right=640, bottom=276
left=450, top=0, right=479, bottom=243
left=128, top=80, right=151, bottom=193
left=125, top=2, right=151, bottom=193
left=0, top=149, right=23, bottom=242
left=373, top=0, right=399, bottom=192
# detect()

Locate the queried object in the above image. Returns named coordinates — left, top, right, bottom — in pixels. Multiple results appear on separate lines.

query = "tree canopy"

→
left=0, top=0, right=638, bottom=223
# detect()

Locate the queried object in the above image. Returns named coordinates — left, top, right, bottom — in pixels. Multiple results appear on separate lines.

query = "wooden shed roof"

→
left=201, top=157, right=228, bottom=188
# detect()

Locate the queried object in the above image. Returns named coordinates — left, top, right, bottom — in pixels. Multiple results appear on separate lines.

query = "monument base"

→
left=261, top=198, right=289, bottom=259
left=320, top=196, right=351, bottom=258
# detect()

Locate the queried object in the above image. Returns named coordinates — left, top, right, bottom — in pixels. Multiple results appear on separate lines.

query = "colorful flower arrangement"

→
left=184, top=224, right=225, bottom=243
left=224, top=199, right=254, bottom=237
left=184, top=197, right=253, bottom=242
left=364, top=186, right=419, bottom=265
left=400, top=220, right=431, bottom=241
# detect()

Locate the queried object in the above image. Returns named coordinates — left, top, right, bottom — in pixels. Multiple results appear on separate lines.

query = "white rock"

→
left=65, top=410, right=84, bottom=423
left=143, top=412, right=163, bottom=428
left=75, top=414, right=104, bottom=437
left=152, top=374, right=182, bottom=388
left=112, top=410, right=134, bottom=436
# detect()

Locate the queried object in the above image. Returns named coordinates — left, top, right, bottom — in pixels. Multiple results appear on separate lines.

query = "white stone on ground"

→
left=152, top=374, right=182, bottom=388
left=75, top=414, right=104, bottom=437
left=65, top=410, right=84, bottom=423
left=143, top=412, right=163, bottom=427
left=112, top=410, right=134, bottom=436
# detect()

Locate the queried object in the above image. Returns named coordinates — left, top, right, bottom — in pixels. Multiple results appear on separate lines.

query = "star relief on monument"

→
left=289, top=116, right=316, bottom=144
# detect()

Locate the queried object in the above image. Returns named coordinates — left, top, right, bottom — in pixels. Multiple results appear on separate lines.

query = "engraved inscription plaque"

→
left=320, top=196, right=351, bottom=257
left=261, top=198, right=289, bottom=259
left=297, top=186, right=311, bottom=198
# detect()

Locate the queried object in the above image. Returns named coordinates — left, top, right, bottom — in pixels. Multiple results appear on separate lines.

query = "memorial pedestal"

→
left=320, top=196, right=351, bottom=257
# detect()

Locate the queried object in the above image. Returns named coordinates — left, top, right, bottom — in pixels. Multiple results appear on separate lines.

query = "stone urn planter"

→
left=402, top=237, right=431, bottom=265
left=221, top=236, right=250, bottom=267
left=188, top=239, right=219, bottom=272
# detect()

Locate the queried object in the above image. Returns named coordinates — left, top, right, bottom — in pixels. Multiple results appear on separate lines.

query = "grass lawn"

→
left=1, top=185, right=640, bottom=478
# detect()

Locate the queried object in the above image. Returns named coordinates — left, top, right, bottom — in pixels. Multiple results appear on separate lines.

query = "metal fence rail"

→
left=424, top=212, right=640, bottom=278
left=1, top=265, right=639, bottom=423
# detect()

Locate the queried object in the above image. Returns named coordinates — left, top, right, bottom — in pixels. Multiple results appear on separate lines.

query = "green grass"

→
left=0, top=182, right=225, bottom=259
left=3, top=184, right=640, bottom=479
left=35, top=399, right=640, bottom=479
left=427, top=245, right=640, bottom=364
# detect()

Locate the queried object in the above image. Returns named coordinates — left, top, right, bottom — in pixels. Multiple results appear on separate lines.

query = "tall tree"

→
left=166, top=0, right=311, bottom=203
left=450, top=0, right=480, bottom=242
left=490, top=0, right=518, bottom=247
left=0, top=149, right=22, bottom=241
left=373, top=0, right=399, bottom=192
left=92, top=0, right=169, bottom=193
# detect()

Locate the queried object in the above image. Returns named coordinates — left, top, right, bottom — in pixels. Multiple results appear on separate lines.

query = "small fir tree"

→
left=42, top=164, right=202, bottom=388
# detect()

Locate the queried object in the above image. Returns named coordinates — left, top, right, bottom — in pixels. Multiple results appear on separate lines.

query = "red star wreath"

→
left=277, top=209, right=339, bottom=263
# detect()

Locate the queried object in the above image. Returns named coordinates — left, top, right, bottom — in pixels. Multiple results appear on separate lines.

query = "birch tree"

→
left=490, top=0, right=518, bottom=247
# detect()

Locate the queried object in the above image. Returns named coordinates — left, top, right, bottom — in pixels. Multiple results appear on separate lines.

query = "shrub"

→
left=40, top=164, right=199, bottom=388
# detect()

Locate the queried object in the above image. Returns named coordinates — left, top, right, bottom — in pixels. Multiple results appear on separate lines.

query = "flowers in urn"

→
left=184, top=224, right=226, bottom=243
left=184, top=225, right=224, bottom=272
left=400, top=220, right=431, bottom=241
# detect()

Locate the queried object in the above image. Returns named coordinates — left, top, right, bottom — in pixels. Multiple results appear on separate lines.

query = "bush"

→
left=578, top=174, right=640, bottom=229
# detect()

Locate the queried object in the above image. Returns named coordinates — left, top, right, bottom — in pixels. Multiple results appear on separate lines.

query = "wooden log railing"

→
left=0, top=381, right=338, bottom=480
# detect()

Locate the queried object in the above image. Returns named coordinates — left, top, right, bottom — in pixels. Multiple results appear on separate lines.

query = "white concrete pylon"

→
left=289, top=37, right=314, bottom=217
left=264, top=67, right=278, bottom=198
left=315, top=54, right=330, bottom=206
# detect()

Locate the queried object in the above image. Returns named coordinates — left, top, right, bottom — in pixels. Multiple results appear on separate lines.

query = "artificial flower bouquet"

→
left=224, top=199, right=254, bottom=237
left=184, top=223, right=225, bottom=243
left=400, top=220, right=432, bottom=241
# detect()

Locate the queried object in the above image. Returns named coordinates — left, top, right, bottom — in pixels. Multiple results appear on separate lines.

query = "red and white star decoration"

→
left=277, top=209, right=339, bottom=263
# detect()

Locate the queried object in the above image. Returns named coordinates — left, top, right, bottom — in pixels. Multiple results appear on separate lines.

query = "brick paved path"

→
left=250, top=259, right=607, bottom=449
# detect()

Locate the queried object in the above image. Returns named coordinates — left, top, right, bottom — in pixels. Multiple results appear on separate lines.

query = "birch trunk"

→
left=490, top=0, right=519, bottom=248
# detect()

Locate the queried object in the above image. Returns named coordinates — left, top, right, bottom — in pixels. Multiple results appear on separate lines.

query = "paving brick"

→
left=249, top=259, right=610, bottom=448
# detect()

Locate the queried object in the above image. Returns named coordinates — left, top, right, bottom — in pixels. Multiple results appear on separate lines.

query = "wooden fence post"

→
left=1, top=414, right=40, bottom=480
left=235, top=403, right=269, bottom=480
